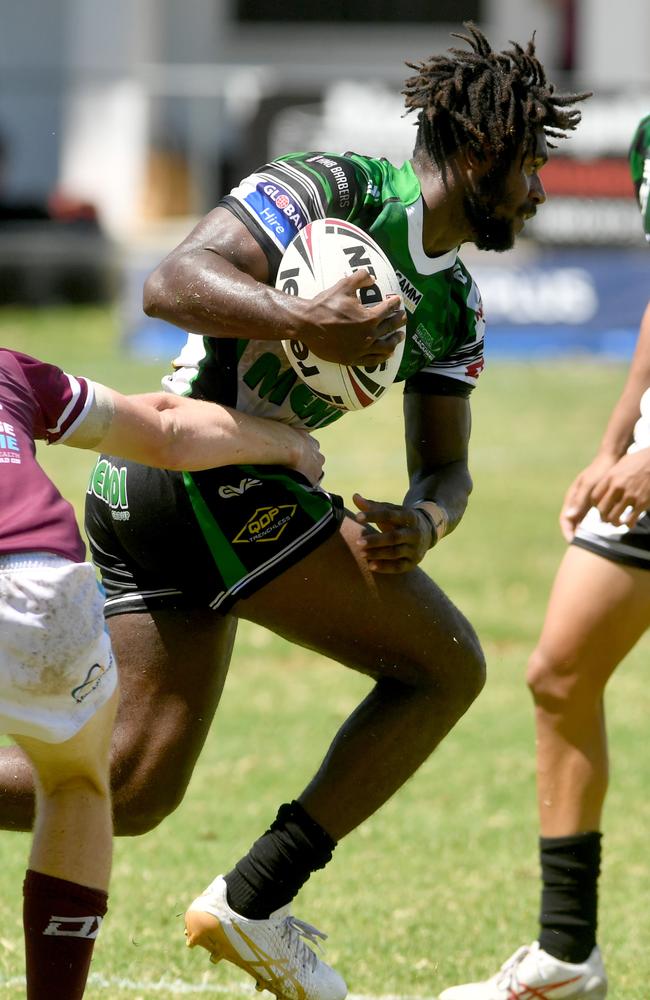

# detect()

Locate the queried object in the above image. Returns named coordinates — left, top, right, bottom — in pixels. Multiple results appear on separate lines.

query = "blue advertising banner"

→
left=124, top=248, right=648, bottom=363
left=472, top=249, right=648, bottom=360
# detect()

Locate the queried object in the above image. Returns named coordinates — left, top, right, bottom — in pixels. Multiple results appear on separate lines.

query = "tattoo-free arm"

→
left=560, top=301, right=650, bottom=539
left=142, top=207, right=405, bottom=366
left=403, top=391, right=473, bottom=539
left=353, top=391, right=473, bottom=573
left=64, top=385, right=325, bottom=483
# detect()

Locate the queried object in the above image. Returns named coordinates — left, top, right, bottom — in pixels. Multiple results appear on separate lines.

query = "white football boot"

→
left=438, top=941, right=607, bottom=999
left=184, top=875, right=347, bottom=1000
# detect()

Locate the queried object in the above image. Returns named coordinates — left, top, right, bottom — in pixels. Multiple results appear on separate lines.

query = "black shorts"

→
left=84, top=456, right=344, bottom=617
left=572, top=509, right=650, bottom=571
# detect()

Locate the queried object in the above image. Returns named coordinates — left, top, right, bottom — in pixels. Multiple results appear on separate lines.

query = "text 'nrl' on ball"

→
left=277, top=218, right=405, bottom=411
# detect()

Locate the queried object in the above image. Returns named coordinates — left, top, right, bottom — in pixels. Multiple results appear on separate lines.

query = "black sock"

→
left=224, top=800, right=336, bottom=919
left=538, top=832, right=601, bottom=963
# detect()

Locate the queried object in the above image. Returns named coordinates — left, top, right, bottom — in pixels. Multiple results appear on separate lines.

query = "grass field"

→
left=1, top=307, right=649, bottom=998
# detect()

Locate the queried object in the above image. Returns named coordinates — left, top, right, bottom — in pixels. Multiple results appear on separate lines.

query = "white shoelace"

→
left=280, top=916, right=328, bottom=973
left=495, top=946, right=531, bottom=988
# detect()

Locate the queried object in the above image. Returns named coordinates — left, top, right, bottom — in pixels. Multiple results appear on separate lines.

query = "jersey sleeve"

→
left=219, top=152, right=370, bottom=278
left=404, top=270, right=486, bottom=398
left=16, top=353, right=96, bottom=444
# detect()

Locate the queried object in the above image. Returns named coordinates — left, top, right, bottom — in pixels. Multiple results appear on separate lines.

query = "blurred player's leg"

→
left=439, top=546, right=650, bottom=999
left=14, top=687, right=118, bottom=1000
left=526, top=545, right=650, bottom=967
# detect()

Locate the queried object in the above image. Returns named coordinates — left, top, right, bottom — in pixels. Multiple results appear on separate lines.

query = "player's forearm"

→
left=597, top=302, right=650, bottom=459
left=404, top=460, right=473, bottom=536
left=157, top=399, right=308, bottom=472
left=117, top=393, right=305, bottom=472
left=67, top=388, right=304, bottom=473
left=143, top=251, right=306, bottom=344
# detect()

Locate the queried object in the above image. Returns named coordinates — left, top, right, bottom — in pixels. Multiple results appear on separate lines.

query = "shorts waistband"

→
left=0, top=552, right=74, bottom=572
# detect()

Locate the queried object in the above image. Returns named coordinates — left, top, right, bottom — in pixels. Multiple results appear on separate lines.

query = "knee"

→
left=39, top=771, right=111, bottom=802
left=111, top=770, right=187, bottom=836
left=526, top=645, right=576, bottom=713
left=450, top=623, right=486, bottom=708
left=109, top=744, right=191, bottom=837
left=416, top=615, right=486, bottom=709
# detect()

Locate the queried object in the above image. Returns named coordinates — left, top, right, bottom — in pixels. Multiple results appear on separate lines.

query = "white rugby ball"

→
left=276, top=218, right=405, bottom=411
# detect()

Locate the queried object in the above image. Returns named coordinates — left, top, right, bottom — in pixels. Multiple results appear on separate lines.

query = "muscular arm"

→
left=143, top=207, right=405, bottom=366
left=64, top=385, right=324, bottom=483
left=594, top=301, right=650, bottom=460
left=353, top=390, right=472, bottom=573
left=403, top=391, right=473, bottom=538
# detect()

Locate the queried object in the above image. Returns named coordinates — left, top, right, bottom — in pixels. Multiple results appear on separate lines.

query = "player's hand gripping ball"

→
left=277, top=219, right=405, bottom=410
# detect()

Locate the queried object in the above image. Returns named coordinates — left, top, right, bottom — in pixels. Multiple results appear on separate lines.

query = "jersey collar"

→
left=405, top=196, right=458, bottom=274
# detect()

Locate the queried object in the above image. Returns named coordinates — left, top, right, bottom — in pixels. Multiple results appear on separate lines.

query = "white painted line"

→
left=0, top=973, right=439, bottom=999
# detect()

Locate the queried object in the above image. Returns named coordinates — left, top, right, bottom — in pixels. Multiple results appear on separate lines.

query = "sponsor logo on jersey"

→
left=71, top=658, right=112, bottom=703
left=306, top=155, right=352, bottom=209
left=43, top=915, right=103, bottom=939
left=395, top=270, right=423, bottom=312
left=244, top=182, right=307, bottom=249
left=0, top=420, right=20, bottom=464
left=233, top=504, right=297, bottom=543
left=218, top=477, right=262, bottom=499
left=413, top=323, right=443, bottom=362
left=88, top=458, right=129, bottom=518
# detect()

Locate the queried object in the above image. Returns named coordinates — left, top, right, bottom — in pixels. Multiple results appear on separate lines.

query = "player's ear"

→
left=462, top=144, right=493, bottom=173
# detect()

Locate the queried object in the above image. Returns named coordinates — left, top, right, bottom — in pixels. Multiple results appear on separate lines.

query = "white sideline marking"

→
left=0, top=973, right=438, bottom=999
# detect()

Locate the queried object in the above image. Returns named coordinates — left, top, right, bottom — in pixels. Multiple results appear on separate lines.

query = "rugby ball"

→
left=276, top=218, right=405, bottom=411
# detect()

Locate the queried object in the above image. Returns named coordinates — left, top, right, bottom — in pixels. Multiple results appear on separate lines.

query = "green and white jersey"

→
left=164, top=151, right=486, bottom=429
left=629, top=114, right=650, bottom=241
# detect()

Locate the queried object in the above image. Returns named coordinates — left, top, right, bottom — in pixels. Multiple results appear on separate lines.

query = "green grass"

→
left=1, top=307, right=649, bottom=997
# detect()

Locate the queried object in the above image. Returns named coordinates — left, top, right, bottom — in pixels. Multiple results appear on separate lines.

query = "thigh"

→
left=534, top=544, right=650, bottom=687
left=236, top=514, right=482, bottom=686
left=108, top=607, right=237, bottom=768
left=104, top=608, right=237, bottom=830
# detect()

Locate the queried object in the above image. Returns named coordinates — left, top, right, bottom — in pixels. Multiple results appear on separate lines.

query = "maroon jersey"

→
left=0, top=350, right=95, bottom=561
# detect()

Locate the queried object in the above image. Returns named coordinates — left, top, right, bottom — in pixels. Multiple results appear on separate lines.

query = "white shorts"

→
left=572, top=388, right=650, bottom=571
left=0, top=554, right=117, bottom=743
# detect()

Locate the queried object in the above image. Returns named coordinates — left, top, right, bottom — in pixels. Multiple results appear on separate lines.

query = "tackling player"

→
left=439, top=115, right=650, bottom=1000
left=0, top=24, right=589, bottom=1000
left=0, top=348, right=323, bottom=999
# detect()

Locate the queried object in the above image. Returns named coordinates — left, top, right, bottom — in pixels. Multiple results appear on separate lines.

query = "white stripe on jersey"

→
left=270, top=160, right=328, bottom=218
left=51, top=376, right=95, bottom=443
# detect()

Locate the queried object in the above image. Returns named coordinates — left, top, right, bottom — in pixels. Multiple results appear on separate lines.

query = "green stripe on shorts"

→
left=182, top=471, right=247, bottom=588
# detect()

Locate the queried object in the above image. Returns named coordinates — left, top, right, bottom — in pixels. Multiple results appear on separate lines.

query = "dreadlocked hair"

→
left=403, top=22, right=591, bottom=170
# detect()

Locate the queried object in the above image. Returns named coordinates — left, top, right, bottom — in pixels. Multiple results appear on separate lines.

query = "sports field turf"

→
left=1, top=307, right=649, bottom=998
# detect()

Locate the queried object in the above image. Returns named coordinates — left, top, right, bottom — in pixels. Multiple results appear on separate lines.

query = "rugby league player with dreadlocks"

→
left=0, top=23, right=589, bottom=1000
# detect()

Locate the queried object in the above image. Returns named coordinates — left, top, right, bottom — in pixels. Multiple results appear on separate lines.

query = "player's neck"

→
left=411, top=155, right=473, bottom=254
